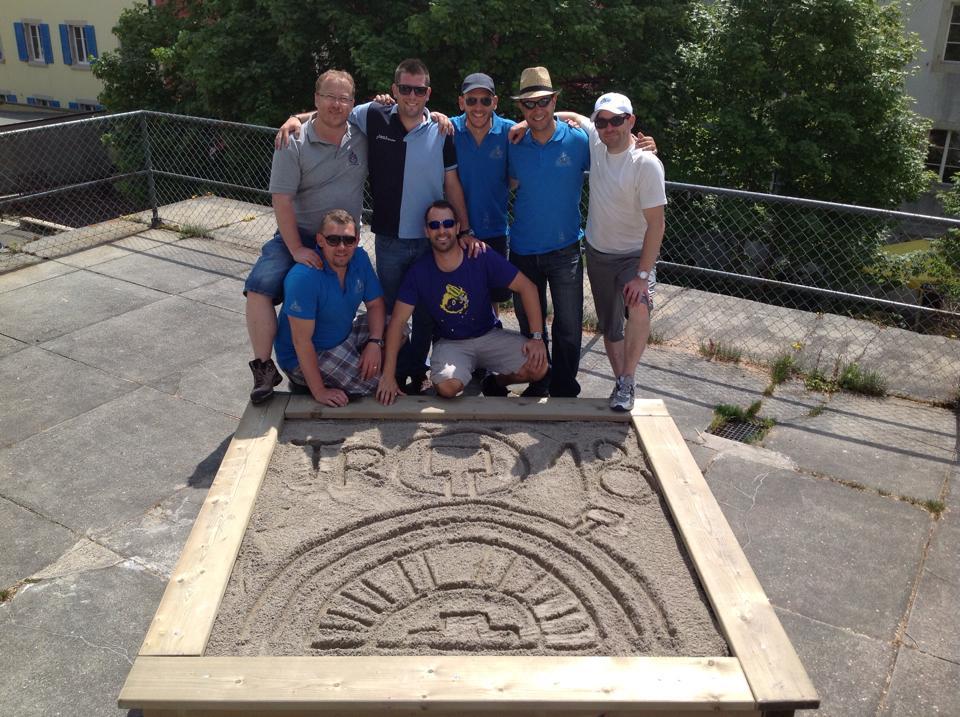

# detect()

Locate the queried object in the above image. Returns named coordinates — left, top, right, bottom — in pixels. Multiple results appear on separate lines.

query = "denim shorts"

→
left=243, top=227, right=317, bottom=302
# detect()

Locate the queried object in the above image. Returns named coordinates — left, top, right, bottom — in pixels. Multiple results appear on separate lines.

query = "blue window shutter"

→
left=83, top=25, right=98, bottom=59
left=14, top=22, right=28, bottom=61
left=40, top=24, right=54, bottom=64
left=59, top=24, right=73, bottom=65
left=6, top=95, right=18, bottom=103
left=50, top=100, right=61, bottom=108
left=68, top=101, right=79, bottom=110
left=27, top=97, right=36, bottom=105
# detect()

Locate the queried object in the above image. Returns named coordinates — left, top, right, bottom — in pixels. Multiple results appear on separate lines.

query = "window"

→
left=59, top=23, right=97, bottom=66
left=926, top=129, right=960, bottom=182
left=26, top=96, right=61, bottom=108
left=27, top=23, right=43, bottom=61
left=945, top=5, right=960, bottom=62
left=14, top=21, right=53, bottom=64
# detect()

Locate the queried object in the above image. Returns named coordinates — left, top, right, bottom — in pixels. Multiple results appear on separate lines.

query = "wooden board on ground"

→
left=119, top=396, right=817, bottom=716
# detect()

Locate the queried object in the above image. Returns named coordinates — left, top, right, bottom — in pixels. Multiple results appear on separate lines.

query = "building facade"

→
left=0, top=0, right=141, bottom=112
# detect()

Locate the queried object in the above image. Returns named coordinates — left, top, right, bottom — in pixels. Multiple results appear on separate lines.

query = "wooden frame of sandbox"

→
left=119, top=395, right=818, bottom=716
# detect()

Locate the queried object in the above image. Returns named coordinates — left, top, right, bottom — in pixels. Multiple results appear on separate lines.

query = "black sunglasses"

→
left=427, top=218, right=457, bottom=230
left=322, top=234, right=357, bottom=247
left=519, top=96, right=553, bottom=110
left=594, top=113, right=630, bottom=129
left=397, top=84, right=429, bottom=97
left=465, top=96, right=493, bottom=107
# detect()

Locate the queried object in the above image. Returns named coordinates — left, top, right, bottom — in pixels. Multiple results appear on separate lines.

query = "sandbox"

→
left=119, top=396, right=818, bottom=716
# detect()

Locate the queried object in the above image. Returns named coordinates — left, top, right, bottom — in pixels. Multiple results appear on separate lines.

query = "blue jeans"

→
left=243, top=228, right=317, bottom=302
left=510, top=241, right=583, bottom=397
left=375, top=234, right=432, bottom=380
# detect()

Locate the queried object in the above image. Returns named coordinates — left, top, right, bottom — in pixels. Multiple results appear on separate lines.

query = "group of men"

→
left=243, top=58, right=666, bottom=412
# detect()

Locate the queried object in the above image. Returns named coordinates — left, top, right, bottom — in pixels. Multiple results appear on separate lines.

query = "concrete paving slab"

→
left=764, top=393, right=955, bottom=500
left=881, top=645, right=960, bottom=716
left=94, top=486, right=207, bottom=578
left=0, top=258, right=76, bottom=294
left=179, top=276, right=246, bottom=314
left=52, top=233, right=165, bottom=269
left=134, top=196, right=270, bottom=230
left=0, top=386, right=236, bottom=534
left=41, top=296, right=247, bottom=387
left=0, top=497, right=77, bottom=589
left=133, top=227, right=183, bottom=244
left=87, top=240, right=250, bottom=295
left=904, top=513, right=960, bottom=663
left=0, top=270, right=166, bottom=344
left=24, top=219, right=145, bottom=259
left=0, top=346, right=137, bottom=449
left=0, top=251, right=42, bottom=275
left=777, top=609, right=891, bottom=717
left=796, top=312, right=879, bottom=375
left=209, top=211, right=276, bottom=251
left=173, top=236, right=259, bottom=266
left=174, top=344, right=252, bottom=419
left=0, top=333, right=27, bottom=359
left=856, top=325, right=960, bottom=403
left=704, top=453, right=928, bottom=639
left=0, top=562, right=163, bottom=717
left=761, top=378, right=829, bottom=423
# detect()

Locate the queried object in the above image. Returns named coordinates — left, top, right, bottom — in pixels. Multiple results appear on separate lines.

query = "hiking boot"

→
left=481, top=374, right=510, bottom=397
left=249, top=358, right=282, bottom=404
left=609, top=376, right=635, bottom=412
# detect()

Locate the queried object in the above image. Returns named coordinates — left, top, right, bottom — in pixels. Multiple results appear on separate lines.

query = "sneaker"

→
left=609, top=376, right=635, bottom=412
left=481, top=374, right=509, bottom=397
left=249, top=358, right=282, bottom=404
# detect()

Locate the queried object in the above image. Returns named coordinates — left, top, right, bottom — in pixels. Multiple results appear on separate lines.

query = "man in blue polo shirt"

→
left=507, top=66, right=591, bottom=398
left=275, top=209, right=386, bottom=407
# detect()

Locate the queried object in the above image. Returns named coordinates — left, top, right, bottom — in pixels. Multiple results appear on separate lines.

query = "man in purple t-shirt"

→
left=376, top=200, right=547, bottom=403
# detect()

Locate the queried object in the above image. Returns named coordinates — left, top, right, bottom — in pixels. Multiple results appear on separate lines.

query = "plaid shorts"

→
left=286, top=312, right=380, bottom=395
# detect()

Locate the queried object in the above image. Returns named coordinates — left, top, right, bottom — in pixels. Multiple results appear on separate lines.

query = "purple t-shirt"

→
left=398, top=250, right=519, bottom=340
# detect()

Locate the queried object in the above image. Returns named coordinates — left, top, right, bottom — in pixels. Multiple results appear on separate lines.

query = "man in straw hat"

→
left=505, top=66, right=590, bottom=398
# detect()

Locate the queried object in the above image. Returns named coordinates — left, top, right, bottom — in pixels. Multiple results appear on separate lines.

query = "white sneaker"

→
left=609, top=377, right=635, bottom=412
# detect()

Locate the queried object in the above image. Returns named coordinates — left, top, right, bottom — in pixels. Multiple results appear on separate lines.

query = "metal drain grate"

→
left=707, top=418, right=766, bottom=443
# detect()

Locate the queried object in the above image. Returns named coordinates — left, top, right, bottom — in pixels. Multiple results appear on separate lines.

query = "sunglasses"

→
left=396, top=84, right=429, bottom=97
left=427, top=218, right=457, bottom=230
left=464, top=96, right=493, bottom=107
left=322, top=234, right=357, bottom=247
left=519, top=96, right=553, bottom=110
left=594, top=113, right=630, bottom=129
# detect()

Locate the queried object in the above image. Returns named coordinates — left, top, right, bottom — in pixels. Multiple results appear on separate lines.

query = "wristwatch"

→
left=457, top=228, right=476, bottom=239
left=529, top=331, right=543, bottom=340
left=366, top=337, right=384, bottom=347
left=637, top=270, right=650, bottom=281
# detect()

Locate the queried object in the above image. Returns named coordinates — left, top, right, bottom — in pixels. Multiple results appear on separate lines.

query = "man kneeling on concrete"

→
left=376, top=200, right=547, bottom=403
left=274, top=209, right=386, bottom=407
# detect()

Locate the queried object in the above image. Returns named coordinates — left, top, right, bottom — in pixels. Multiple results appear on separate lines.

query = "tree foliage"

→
left=670, top=0, right=931, bottom=208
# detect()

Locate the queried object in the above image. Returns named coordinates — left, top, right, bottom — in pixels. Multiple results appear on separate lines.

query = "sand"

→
left=205, top=420, right=729, bottom=658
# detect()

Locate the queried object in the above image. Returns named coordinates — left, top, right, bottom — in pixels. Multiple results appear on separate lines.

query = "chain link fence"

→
left=2, top=111, right=959, bottom=401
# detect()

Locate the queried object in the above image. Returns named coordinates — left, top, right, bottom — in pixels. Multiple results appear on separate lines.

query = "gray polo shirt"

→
left=268, top=119, right=368, bottom=235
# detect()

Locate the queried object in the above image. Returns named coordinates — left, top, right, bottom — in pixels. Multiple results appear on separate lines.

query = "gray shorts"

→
left=585, top=243, right=656, bottom=342
left=430, top=327, right=528, bottom=386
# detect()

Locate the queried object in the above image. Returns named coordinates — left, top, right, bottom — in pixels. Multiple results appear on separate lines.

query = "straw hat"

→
left=511, top=67, right=559, bottom=100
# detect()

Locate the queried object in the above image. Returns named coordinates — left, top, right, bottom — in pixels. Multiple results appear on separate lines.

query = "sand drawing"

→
left=206, top=420, right=728, bottom=658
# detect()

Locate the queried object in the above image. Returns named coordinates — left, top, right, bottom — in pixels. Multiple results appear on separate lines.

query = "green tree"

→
left=671, top=0, right=930, bottom=208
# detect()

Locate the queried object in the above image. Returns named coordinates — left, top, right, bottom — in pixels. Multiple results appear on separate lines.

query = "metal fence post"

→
left=140, top=111, right=159, bottom=228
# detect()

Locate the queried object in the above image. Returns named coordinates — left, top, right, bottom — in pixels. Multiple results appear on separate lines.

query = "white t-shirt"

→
left=583, top=118, right=667, bottom=255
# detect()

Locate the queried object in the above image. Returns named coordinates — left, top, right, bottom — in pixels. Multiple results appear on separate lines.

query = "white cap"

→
left=591, top=92, right=633, bottom=120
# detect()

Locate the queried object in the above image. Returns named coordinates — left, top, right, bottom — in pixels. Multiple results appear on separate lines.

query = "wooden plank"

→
left=121, top=655, right=754, bottom=712
left=633, top=415, right=818, bottom=710
left=143, top=709, right=763, bottom=717
left=138, top=397, right=288, bottom=656
left=285, top=395, right=668, bottom=421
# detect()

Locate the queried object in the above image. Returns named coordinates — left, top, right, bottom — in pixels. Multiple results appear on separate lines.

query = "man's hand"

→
left=431, top=111, right=454, bottom=136
left=459, top=235, right=487, bottom=257
left=373, top=93, right=394, bottom=105
left=376, top=374, right=405, bottom=405
left=275, top=115, right=304, bottom=150
left=292, top=245, right=322, bottom=269
left=359, top=342, right=382, bottom=381
left=508, top=121, right=528, bottom=144
left=623, top=276, right=650, bottom=309
left=635, top=131, right=657, bottom=154
left=521, top=338, right=548, bottom=372
left=313, top=386, right=349, bottom=407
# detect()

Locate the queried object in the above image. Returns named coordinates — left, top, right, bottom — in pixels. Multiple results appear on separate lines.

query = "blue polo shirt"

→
left=452, top=113, right=515, bottom=240
left=507, top=122, right=590, bottom=255
left=274, top=248, right=382, bottom=371
left=350, top=102, right=458, bottom=240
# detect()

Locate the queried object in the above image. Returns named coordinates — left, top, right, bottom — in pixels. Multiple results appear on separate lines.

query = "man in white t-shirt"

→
left=554, top=92, right=666, bottom=411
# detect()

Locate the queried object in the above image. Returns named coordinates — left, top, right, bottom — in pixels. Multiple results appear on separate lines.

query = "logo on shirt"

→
left=375, top=134, right=397, bottom=143
left=290, top=299, right=302, bottom=313
left=489, top=146, right=504, bottom=160
left=348, top=150, right=359, bottom=165
left=556, top=151, right=572, bottom=167
left=440, top=284, right=469, bottom=315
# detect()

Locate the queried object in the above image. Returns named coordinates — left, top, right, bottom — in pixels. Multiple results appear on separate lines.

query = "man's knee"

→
left=515, top=361, right=548, bottom=383
left=434, top=379, right=464, bottom=398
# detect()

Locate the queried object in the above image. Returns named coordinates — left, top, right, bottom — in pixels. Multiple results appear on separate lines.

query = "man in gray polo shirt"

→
left=243, top=69, right=369, bottom=404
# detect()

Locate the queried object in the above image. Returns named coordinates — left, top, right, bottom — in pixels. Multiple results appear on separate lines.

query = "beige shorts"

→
left=430, top=327, right=528, bottom=386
